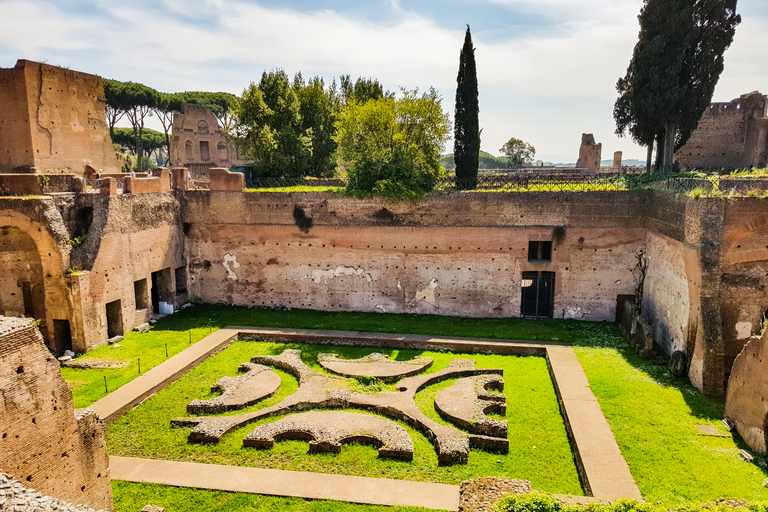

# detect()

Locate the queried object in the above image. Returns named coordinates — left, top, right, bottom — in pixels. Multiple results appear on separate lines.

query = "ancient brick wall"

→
left=184, top=191, right=645, bottom=321
left=67, top=192, right=185, bottom=350
left=170, top=104, right=247, bottom=169
left=677, top=92, right=768, bottom=170
left=0, top=60, right=118, bottom=175
left=725, top=331, right=768, bottom=454
left=642, top=232, right=695, bottom=356
left=0, top=318, right=111, bottom=510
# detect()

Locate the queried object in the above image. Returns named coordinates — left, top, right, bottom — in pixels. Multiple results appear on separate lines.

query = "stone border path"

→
left=109, top=456, right=459, bottom=511
left=89, top=329, right=239, bottom=423
left=95, top=326, right=642, bottom=503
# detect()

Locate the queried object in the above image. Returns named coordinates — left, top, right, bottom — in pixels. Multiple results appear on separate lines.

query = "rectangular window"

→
left=199, top=141, right=210, bottom=161
left=528, top=241, right=552, bottom=262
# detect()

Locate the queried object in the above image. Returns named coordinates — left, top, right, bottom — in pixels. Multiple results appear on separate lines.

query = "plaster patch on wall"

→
left=564, top=306, right=590, bottom=319
left=397, top=280, right=402, bottom=290
left=223, top=253, right=241, bottom=280
left=376, top=305, right=387, bottom=312
left=415, top=279, right=438, bottom=304
left=303, top=266, right=374, bottom=285
left=735, top=321, right=753, bottom=340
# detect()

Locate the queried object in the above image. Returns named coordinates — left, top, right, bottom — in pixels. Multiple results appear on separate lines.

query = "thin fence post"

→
left=138, top=358, right=141, bottom=375
left=104, top=376, right=108, bottom=393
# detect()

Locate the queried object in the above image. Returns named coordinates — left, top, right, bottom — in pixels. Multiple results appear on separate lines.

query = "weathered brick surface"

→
left=0, top=60, right=119, bottom=175
left=677, top=92, right=768, bottom=171
left=0, top=320, right=111, bottom=510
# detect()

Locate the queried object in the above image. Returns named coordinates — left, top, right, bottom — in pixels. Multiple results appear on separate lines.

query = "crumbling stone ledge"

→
left=0, top=474, right=107, bottom=512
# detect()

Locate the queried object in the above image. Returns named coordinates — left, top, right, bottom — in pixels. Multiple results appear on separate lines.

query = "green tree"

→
left=228, top=70, right=307, bottom=177
left=111, top=127, right=166, bottom=158
left=294, top=73, right=340, bottom=177
left=103, top=80, right=161, bottom=171
left=103, top=79, right=126, bottom=140
left=339, top=75, right=393, bottom=105
left=334, top=88, right=450, bottom=197
left=454, top=25, right=480, bottom=189
left=499, top=138, right=536, bottom=167
left=617, top=0, right=740, bottom=173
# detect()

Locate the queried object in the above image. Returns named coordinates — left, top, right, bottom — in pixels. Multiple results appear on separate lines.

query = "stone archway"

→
left=0, top=209, right=74, bottom=351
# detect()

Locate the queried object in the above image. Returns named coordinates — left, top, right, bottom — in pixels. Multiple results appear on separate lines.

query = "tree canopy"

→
left=500, top=138, right=536, bottom=167
left=454, top=26, right=480, bottom=189
left=335, top=88, right=450, bottom=197
left=614, top=0, right=740, bottom=172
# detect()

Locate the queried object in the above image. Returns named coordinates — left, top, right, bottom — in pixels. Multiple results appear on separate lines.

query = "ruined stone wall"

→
left=0, top=64, right=35, bottom=171
left=0, top=60, right=118, bottom=175
left=0, top=318, right=111, bottom=510
left=642, top=232, right=695, bottom=355
left=170, top=104, right=246, bottom=169
left=677, top=92, right=768, bottom=170
left=0, top=197, right=75, bottom=351
left=719, top=198, right=768, bottom=375
left=184, top=191, right=644, bottom=321
left=67, top=192, right=185, bottom=350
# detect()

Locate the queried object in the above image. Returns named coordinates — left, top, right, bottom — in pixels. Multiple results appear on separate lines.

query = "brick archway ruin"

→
left=0, top=209, right=74, bottom=351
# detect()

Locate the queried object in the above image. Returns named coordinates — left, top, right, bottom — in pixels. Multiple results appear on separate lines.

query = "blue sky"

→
left=1, top=0, right=765, bottom=163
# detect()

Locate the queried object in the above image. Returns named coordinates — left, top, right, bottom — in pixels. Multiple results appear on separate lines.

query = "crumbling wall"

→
left=576, top=133, right=602, bottom=172
left=725, top=331, right=768, bottom=454
left=677, top=92, right=768, bottom=170
left=0, top=318, right=111, bottom=510
left=642, top=232, right=694, bottom=355
left=0, top=60, right=118, bottom=175
left=67, top=192, right=185, bottom=351
left=719, top=198, right=768, bottom=376
left=170, top=104, right=246, bottom=169
left=184, top=192, right=644, bottom=321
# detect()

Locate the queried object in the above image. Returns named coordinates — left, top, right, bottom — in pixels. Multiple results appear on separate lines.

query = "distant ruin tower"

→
left=576, top=133, right=602, bottom=172
left=613, top=151, right=623, bottom=168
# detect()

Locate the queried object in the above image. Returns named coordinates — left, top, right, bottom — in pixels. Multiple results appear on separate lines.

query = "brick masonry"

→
left=0, top=318, right=111, bottom=510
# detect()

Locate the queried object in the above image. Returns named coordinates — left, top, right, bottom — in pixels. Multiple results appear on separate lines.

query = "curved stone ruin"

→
left=434, top=374, right=507, bottom=438
left=187, top=362, right=281, bottom=414
left=243, top=410, right=414, bottom=460
left=318, top=352, right=433, bottom=380
left=173, top=349, right=506, bottom=464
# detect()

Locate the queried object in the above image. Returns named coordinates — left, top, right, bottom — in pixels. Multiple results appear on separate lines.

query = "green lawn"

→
left=107, top=339, right=581, bottom=494
left=63, top=304, right=768, bottom=506
left=113, top=481, right=433, bottom=512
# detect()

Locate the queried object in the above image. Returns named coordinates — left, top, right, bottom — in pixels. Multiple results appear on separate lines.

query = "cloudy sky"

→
left=1, top=0, right=766, bottom=163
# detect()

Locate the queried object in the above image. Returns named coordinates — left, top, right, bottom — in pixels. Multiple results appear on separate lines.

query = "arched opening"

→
left=197, top=120, right=209, bottom=135
left=0, top=225, right=46, bottom=331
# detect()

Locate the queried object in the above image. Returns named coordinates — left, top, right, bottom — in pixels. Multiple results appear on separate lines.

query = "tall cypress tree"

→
left=454, top=25, right=479, bottom=190
left=615, top=0, right=740, bottom=173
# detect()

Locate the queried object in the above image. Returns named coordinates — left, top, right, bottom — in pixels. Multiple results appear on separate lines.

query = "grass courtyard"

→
left=61, top=304, right=768, bottom=510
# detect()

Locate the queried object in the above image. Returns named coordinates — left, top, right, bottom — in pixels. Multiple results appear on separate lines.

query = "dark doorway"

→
left=175, top=267, right=187, bottom=295
left=53, top=319, right=72, bottom=353
left=199, top=141, right=210, bottom=161
left=21, top=282, right=34, bottom=317
left=615, top=294, right=636, bottom=323
left=521, top=271, right=555, bottom=318
left=106, top=300, right=123, bottom=338
left=151, top=268, right=173, bottom=313
left=134, top=278, right=149, bottom=310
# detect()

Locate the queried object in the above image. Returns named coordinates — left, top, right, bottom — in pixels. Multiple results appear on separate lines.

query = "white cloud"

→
left=0, top=0, right=764, bottom=162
